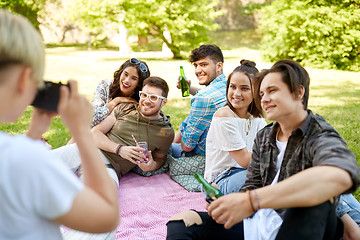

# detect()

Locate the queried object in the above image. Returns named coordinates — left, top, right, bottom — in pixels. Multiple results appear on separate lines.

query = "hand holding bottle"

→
left=179, top=66, right=190, bottom=97
left=194, top=172, right=223, bottom=203
left=176, top=76, right=191, bottom=90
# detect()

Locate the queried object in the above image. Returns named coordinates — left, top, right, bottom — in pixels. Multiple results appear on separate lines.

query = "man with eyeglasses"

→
left=52, top=76, right=174, bottom=181
left=172, top=44, right=227, bottom=158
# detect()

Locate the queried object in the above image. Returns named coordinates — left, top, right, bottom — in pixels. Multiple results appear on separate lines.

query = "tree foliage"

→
left=120, top=0, right=222, bottom=59
left=66, top=0, right=223, bottom=59
left=64, top=0, right=120, bottom=46
left=259, top=0, right=360, bottom=71
left=0, top=0, right=46, bottom=30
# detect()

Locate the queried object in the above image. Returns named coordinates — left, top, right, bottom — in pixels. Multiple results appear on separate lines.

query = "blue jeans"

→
left=171, top=143, right=196, bottom=158
left=213, top=167, right=247, bottom=195
left=337, top=193, right=360, bottom=226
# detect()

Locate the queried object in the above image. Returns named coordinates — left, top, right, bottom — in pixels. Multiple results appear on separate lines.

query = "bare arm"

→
left=342, top=213, right=360, bottom=240
left=189, top=85, right=201, bottom=96
left=91, top=111, right=143, bottom=165
left=229, top=149, right=252, bottom=169
left=91, top=111, right=118, bottom=153
left=173, top=130, right=182, bottom=143
left=106, top=97, right=137, bottom=113
left=54, top=80, right=119, bottom=233
left=258, top=166, right=352, bottom=209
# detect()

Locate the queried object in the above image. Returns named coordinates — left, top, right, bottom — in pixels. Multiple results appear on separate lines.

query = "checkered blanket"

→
left=62, top=172, right=206, bottom=240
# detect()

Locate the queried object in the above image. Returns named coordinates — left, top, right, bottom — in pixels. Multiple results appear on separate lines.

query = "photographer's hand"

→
left=27, top=108, right=57, bottom=140
left=58, top=80, right=92, bottom=136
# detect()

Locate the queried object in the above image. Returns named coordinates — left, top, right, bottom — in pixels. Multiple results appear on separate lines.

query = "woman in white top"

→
left=204, top=59, right=267, bottom=195
left=0, top=10, right=118, bottom=239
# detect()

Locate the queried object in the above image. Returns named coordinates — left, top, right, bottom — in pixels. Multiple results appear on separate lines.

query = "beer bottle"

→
left=194, top=172, right=223, bottom=203
left=179, top=66, right=190, bottom=97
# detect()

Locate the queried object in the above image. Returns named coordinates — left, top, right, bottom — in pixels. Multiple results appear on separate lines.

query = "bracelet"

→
left=254, top=189, right=261, bottom=211
left=246, top=190, right=255, bottom=213
left=248, top=190, right=256, bottom=213
left=115, top=144, right=123, bottom=156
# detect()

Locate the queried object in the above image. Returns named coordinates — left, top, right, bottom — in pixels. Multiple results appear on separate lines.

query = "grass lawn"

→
left=1, top=32, right=359, bottom=199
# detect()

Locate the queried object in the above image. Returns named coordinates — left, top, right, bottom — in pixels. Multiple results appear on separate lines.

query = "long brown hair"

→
left=109, top=59, right=150, bottom=101
left=226, top=59, right=263, bottom=118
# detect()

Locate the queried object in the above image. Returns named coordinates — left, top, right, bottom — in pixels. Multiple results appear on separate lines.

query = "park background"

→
left=1, top=0, right=359, bottom=198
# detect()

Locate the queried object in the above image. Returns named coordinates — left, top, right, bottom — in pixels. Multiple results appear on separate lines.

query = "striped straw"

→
left=131, top=134, right=138, bottom=146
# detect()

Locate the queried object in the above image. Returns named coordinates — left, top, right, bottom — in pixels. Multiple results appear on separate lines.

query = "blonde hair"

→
left=0, top=9, right=45, bottom=87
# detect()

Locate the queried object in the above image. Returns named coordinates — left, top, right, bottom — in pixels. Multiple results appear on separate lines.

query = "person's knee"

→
left=169, top=210, right=203, bottom=227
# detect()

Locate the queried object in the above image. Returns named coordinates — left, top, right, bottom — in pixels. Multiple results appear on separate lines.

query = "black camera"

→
left=31, top=81, right=70, bottom=112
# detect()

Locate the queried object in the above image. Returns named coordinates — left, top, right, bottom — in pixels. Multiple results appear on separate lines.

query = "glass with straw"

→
left=131, top=135, right=149, bottom=163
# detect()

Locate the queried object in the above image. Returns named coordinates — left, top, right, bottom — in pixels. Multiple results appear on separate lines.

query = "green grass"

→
left=1, top=30, right=360, bottom=199
left=163, top=98, right=192, bottom=129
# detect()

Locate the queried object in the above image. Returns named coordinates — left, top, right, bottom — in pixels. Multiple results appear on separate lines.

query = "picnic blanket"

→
left=62, top=172, right=206, bottom=240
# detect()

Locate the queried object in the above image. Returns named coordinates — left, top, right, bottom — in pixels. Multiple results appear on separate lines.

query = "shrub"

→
left=259, top=0, right=360, bottom=71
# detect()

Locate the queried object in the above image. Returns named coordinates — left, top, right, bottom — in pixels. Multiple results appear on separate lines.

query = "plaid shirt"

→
left=241, top=110, right=360, bottom=215
left=179, top=73, right=227, bottom=155
left=90, top=79, right=111, bottom=127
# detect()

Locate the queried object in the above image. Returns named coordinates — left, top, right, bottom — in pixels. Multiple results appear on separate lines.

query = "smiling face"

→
left=119, top=66, right=139, bottom=97
left=259, top=72, right=303, bottom=123
left=139, top=84, right=167, bottom=120
left=227, top=72, right=253, bottom=118
left=193, top=56, right=222, bottom=85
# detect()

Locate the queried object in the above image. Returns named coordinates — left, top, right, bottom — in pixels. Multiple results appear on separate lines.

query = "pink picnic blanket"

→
left=115, top=172, right=207, bottom=239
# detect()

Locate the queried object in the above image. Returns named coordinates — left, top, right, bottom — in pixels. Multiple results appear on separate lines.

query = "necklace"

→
left=245, top=115, right=253, bottom=136
left=232, top=108, right=252, bottom=135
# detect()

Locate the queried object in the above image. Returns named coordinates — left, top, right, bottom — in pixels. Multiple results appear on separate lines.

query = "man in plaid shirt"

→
left=172, top=44, right=227, bottom=157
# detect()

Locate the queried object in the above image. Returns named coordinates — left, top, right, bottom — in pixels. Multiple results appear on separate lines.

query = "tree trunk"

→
left=160, top=32, right=182, bottom=59
left=138, top=35, right=148, bottom=48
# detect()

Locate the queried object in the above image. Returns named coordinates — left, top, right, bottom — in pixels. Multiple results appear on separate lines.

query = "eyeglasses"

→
left=139, top=91, right=166, bottom=103
left=130, top=58, right=148, bottom=73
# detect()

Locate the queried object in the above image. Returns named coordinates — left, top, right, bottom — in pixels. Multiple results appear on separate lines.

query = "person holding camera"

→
left=0, top=9, right=119, bottom=238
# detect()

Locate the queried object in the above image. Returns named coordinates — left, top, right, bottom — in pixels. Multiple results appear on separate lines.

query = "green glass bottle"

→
left=179, top=66, right=190, bottom=97
left=194, top=172, right=223, bottom=203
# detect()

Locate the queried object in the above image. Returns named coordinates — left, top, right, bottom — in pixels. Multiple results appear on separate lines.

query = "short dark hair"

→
left=226, top=59, right=263, bottom=118
left=254, top=59, right=310, bottom=110
left=143, top=76, right=169, bottom=98
left=189, top=44, right=224, bottom=64
left=109, top=59, right=150, bottom=101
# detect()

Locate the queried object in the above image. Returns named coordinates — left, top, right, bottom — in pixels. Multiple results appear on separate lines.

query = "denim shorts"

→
left=171, top=143, right=196, bottom=158
left=337, top=193, right=360, bottom=226
left=213, top=167, right=247, bottom=195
